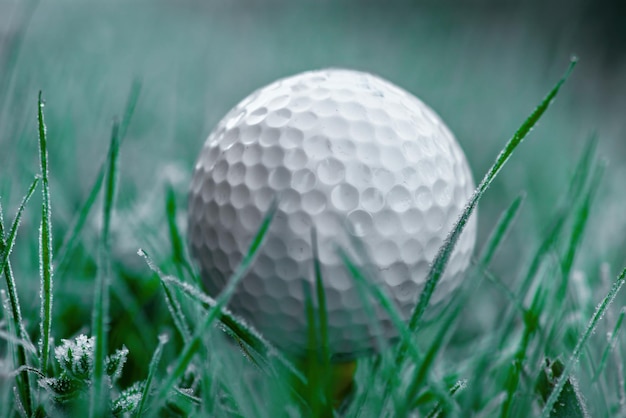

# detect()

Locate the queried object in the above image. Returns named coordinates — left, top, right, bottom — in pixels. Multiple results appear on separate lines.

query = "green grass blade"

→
left=557, top=162, right=604, bottom=302
left=150, top=199, right=277, bottom=412
left=407, top=57, right=577, bottom=337
left=479, top=193, right=525, bottom=267
left=496, top=135, right=599, bottom=351
left=134, top=333, right=169, bottom=417
left=593, top=307, right=626, bottom=382
left=138, top=255, right=304, bottom=383
left=540, top=268, right=626, bottom=418
left=536, top=359, right=587, bottom=418
left=299, top=228, right=334, bottom=416
left=165, top=185, right=195, bottom=281
left=337, top=247, right=422, bottom=364
left=311, top=229, right=330, bottom=370
left=55, top=81, right=141, bottom=274
left=54, top=167, right=105, bottom=274
left=479, top=266, right=525, bottom=313
left=401, top=306, right=462, bottom=417
left=0, top=177, right=39, bottom=275
left=302, top=278, right=326, bottom=416
left=517, top=134, right=597, bottom=306
left=500, top=282, right=547, bottom=417
left=338, top=247, right=455, bottom=415
left=89, top=120, right=121, bottom=418
left=117, top=79, right=142, bottom=141
left=139, top=249, right=192, bottom=342
left=37, top=91, right=54, bottom=375
left=0, top=190, right=40, bottom=417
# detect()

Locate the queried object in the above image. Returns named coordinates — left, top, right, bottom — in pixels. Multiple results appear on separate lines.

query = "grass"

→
left=1, top=52, right=625, bottom=418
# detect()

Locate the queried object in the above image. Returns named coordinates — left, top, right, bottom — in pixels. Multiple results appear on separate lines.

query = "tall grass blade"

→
left=557, top=162, right=604, bottom=302
left=593, top=307, right=626, bottom=382
left=337, top=248, right=422, bottom=364
left=165, top=185, right=195, bottom=281
left=407, top=57, right=577, bottom=337
left=311, top=229, right=330, bottom=371
left=500, top=281, right=548, bottom=417
left=134, top=333, right=169, bottom=417
left=497, top=135, right=598, bottom=350
left=0, top=177, right=39, bottom=274
left=401, top=305, right=463, bottom=416
left=302, top=278, right=325, bottom=416
left=338, top=247, right=455, bottom=415
left=479, top=193, right=525, bottom=267
left=55, top=81, right=141, bottom=274
left=0, top=191, right=39, bottom=417
left=138, top=253, right=304, bottom=383
left=150, top=200, right=277, bottom=412
left=37, top=91, right=54, bottom=374
left=117, top=79, right=142, bottom=141
left=89, top=120, right=121, bottom=418
left=54, top=168, right=104, bottom=274
left=517, top=135, right=597, bottom=307
left=139, top=249, right=191, bottom=342
left=540, top=268, right=626, bottom=418
left=303, top=228, right=333, bottom=417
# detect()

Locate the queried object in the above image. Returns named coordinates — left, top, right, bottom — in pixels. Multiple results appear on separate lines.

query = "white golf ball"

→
left=188, top=69, right=476, bottom=358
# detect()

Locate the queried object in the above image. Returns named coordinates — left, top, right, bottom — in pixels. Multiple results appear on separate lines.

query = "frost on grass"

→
left=112, top=381, right=145, bottom=416
left=39, top=334, right=131, bottom=406
left=55, top=334, right=94, bottom=380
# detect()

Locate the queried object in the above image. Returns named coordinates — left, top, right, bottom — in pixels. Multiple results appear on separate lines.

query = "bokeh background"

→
left=1, top=0, right=625, bottom=385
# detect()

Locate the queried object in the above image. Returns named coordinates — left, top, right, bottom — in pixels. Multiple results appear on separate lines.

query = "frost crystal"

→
left=55, top=334, right=94, bottom=380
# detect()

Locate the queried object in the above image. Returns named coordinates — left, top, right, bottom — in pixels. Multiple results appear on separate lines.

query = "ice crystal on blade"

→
left=112, top=381, right=145, bottom=416
left=39, top=334, right=133, bottom=408
left=55, top=334, right=94, bottom=380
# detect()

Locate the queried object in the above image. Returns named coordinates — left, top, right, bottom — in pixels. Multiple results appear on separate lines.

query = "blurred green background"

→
left=1, top=0, right=625, bottom=385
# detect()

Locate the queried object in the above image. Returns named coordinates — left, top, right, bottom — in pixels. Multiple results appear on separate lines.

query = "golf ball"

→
left=188, top=69, right=476, bottom=358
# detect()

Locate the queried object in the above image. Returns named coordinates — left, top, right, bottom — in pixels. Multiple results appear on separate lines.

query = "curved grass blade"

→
left=338, top=249, right=403, bottom=417
left=390, top=59, right=578, bottom=380
left=556, top=162, right=604, bottom=302
left=407, top=57, right=577, bottom=336
left=0, top=186, right=39, bottom=417
left=141, top=263, right=304, bottom=384
left=479, top=192, right=525, bottom=268
left=517, top=135, right=597, bottom=310
left=55, top=80, right=141, bottom=274
left=401, top=304, right=463, bottom=417
left=54, top=167, right=105, bottom=274
left=134, top=334, right=169, bottom=417
left=37, top=91, right=54, bottom=374
left=0, top=177, right=39, bottom=276
left=540, top=268, right=626, bottom=418
left=89, top=120, right=121, bottom=418
left=150, top=199, right=277, bottom=412
left=496, top=135, right=599, bottom=351
left=138, top=248, right=192, bottom=343
left=338, top=247, right=456, bottom=415
left=500, top=280, right=549, bottom=417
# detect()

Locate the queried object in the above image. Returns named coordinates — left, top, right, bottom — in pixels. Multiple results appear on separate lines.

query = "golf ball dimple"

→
left=188, top=68, right=477, bottom=358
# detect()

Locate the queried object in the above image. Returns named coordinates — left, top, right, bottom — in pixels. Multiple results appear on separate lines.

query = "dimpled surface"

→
left=188, top=69, right=477, bottom=358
